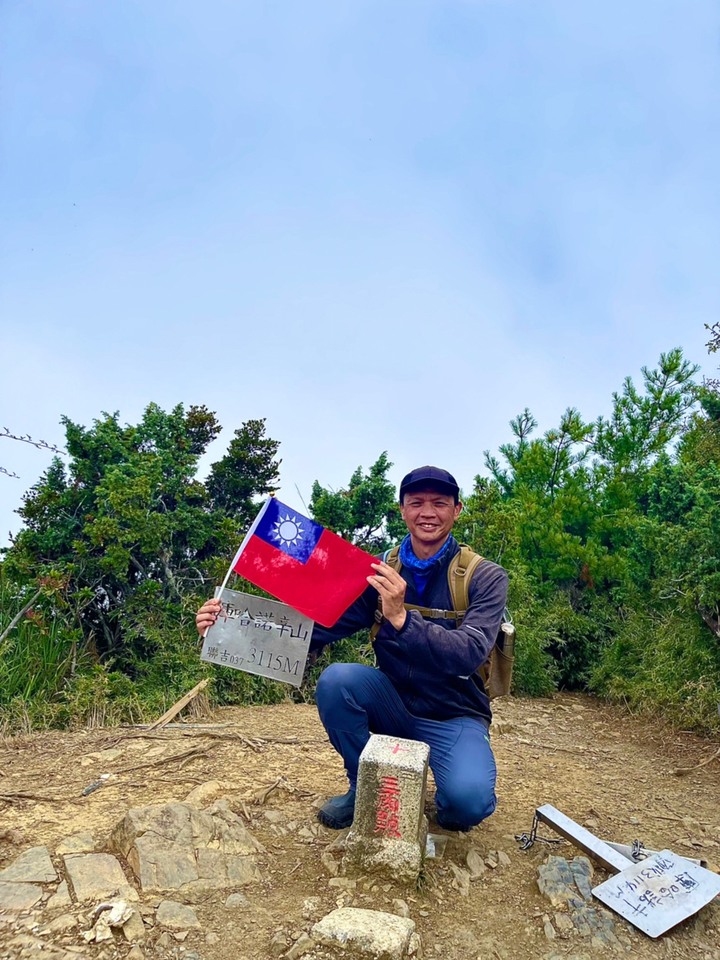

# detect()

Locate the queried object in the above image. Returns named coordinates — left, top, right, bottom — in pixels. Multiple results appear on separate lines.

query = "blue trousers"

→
left=315, top=662, right=497, bottom=830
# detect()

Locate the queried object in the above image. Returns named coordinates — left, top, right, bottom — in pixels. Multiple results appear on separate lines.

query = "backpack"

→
left=369, top=544, right=515, bottom=700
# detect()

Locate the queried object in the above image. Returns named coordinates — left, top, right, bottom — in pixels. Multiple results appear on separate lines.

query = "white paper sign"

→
left=200, top=588, right=313, bottom=688
left=592, top=848, right=720, bottom=938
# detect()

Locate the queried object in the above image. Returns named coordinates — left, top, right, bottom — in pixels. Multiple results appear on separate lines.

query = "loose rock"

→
left=554, top=912, right=575, bottom=933
left=122, top=908, right=146, bottom=942
left=286, top=932, right=315, bottom=960
left=328, top=877, right=357, bottom=889
left=225, top=891, right=251, bottom=909
left=391, top=898, right=410, bottom=918
left=321, top=849, right=340, bottom=877
left=269, top=930, right=289, bottom=956
left=312, top=906, right=419, bottom=959
left=302, top=896, right=322, bottom=919
left=568, top=897, right=621, bottom=947
left=184, top=780, right=223, bottom=807
left=466, top=848, right=487, bottom=880
left=156, top=899, right=201, bottom=930
left=448, top=863, right=471, bottom=896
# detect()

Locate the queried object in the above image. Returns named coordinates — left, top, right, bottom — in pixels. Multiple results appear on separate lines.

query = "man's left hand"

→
left=368, top=561, right=407, bottom=631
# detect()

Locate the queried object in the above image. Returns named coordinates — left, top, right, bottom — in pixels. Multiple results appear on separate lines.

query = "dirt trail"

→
left=0, top=693, right=718, bottom=960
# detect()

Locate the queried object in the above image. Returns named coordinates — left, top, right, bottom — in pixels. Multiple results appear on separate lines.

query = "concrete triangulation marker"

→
left=344, top=734, right=430, bottom=883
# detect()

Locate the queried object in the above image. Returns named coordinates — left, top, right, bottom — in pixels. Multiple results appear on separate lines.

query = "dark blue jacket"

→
left=310, top=537, right=508, bottom=725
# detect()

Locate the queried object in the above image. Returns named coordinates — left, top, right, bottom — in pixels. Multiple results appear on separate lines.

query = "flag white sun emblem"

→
left=272, top=514, right=304, bottom=547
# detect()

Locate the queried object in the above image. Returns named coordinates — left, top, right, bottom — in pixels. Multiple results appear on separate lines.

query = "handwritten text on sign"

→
left=200, top=588, right=313, bottom=688
left=592, top=848, right=720, bottom=938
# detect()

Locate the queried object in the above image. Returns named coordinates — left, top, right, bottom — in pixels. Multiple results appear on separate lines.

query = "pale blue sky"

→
left=1, top=0, right=718, bottom=546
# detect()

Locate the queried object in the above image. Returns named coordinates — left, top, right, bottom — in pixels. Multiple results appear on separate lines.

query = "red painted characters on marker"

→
left=375, top=775, right=402, bottom=838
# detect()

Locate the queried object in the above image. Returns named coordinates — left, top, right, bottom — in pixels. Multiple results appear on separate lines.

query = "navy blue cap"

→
left=399, top=466, right=460, bottom=502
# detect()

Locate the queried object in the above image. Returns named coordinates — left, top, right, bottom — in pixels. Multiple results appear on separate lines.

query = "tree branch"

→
left=1, top=428, right=65, bottom=455
left=0, top=588, right=43, bottom=647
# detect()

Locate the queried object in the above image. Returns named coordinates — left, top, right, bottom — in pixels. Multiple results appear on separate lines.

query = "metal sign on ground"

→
left=593, top=849, right=720, bottom=939
left=531, top=805, right=720, bottom=938
left=200, top=588, right=312, bottom=688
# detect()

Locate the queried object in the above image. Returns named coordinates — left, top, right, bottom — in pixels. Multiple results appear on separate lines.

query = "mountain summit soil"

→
left=1, top=693, right=718, bottom=960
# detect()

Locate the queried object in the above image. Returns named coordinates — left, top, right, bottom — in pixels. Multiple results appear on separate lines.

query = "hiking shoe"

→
left=317, top=789, right=356, bottom=829
left=435, top=811, right=471, bottom=832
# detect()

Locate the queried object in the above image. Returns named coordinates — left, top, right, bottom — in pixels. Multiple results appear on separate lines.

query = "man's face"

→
left=400, top=487, right=462, bottom=554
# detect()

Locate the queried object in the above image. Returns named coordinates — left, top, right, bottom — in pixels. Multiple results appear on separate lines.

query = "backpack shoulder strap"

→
left=371, top=543, right=484, bottom=639
left=448, top=545, right=484, bottom=615
left=449, top=547, right=514, bottom=697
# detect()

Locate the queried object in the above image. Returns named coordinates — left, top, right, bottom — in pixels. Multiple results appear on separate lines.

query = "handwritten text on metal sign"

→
left=592, top=849, right=720, bottom=938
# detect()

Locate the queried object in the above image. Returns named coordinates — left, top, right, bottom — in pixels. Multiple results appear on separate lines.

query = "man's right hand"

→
left=196, top=598, right=224, bottom=637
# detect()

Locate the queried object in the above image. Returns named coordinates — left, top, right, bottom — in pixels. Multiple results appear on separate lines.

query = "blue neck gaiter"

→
left=398, top=535, right=454, bottom=600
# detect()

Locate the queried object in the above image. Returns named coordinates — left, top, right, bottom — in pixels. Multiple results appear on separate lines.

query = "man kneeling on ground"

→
left=196, top=465, right=508, bottom=832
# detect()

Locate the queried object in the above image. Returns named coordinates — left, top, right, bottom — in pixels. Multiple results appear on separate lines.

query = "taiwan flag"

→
left=230, top=498, right=376, bottom=627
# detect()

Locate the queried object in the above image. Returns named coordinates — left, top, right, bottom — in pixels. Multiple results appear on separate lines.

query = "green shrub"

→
left=504, top=567, right=558, bottom=697
left=590, top=607, right=720, bottom=733
left=0, top=575, right=80, bottom=731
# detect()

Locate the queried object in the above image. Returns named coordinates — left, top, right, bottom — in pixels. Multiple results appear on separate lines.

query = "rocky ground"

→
left=0, top=692, right=718, bottom=960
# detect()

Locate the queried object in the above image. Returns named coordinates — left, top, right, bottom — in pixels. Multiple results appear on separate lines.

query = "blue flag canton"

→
left=254, top=499, right=323, bottom=563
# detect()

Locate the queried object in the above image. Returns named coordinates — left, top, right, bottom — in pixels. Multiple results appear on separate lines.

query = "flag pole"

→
left=214, top=495, right=274, bottom=601
left=202, top=497, right=273, bottom=639
left=214, top=561, right=236, bottom=601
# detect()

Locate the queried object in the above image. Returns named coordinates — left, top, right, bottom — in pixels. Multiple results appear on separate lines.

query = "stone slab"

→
left=538, top=857, right=620, bottom=946
left=63, top=853, right=138, bottom=902
left=56, top=833, right=96, bottom=856
left=312, top=907, right=420, bottom=960
left=46, top=880, right=73, bottom=911
left=537, top=856, right=594, bottom=907
left=0, top=881, right=44, bottom=912
left=110, top=799, right=263, bottom=894
left=0, top=845, right=57, bottom=883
